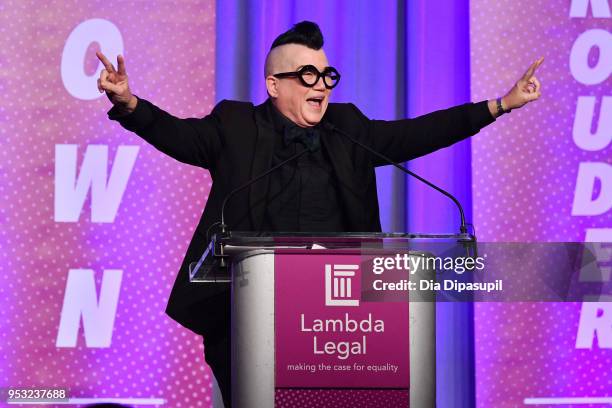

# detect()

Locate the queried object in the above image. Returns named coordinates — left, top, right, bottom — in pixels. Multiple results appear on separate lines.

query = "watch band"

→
left=496, top=97, right=510, bottom=115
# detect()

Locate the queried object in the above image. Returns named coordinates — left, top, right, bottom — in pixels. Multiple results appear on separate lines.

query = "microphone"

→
left=323, top=122, right=470, bottom=235
left=219, top=132, right=320, bottom=233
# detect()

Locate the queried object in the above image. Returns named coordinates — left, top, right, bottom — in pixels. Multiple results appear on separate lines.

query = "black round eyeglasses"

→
left=272, top=65, right=341, bottom=89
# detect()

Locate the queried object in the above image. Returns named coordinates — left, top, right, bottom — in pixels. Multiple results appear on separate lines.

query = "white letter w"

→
left=54, top=144, right=138, bottom=222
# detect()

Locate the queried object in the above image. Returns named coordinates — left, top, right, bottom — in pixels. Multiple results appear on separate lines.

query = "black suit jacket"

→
left=110, top=97, right=494, bottom=335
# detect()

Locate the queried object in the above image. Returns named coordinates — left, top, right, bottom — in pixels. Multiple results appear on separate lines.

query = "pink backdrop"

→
left=0, top=1, right=216, bottom=406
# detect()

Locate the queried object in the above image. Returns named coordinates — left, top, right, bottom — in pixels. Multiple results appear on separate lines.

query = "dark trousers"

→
left=201, top=291, right=231, bottom=408
left=204, top=329, right=231, bottom=407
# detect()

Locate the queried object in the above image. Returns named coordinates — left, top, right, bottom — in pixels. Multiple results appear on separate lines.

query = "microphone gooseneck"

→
left=219, top=132, right=320, bottom=233
left=324, top=122, right=469, bottom=234
left=220, top=149, right=308, bottom=232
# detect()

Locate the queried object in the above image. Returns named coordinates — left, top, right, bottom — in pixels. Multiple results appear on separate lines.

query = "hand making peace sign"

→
left=96, top=51, right=137, bottom=112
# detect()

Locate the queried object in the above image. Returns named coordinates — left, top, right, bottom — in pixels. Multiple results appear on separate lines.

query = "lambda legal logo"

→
left=325, top=264, right=360, bottom=306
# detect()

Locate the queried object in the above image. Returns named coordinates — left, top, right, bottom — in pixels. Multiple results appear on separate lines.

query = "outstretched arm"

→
left=367, top=57, right=544, bottom=165
left=96, top=52, right=223, bottom=169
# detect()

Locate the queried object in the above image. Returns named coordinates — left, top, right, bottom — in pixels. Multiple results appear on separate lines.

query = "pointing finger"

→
left=117, top=55, right=127, bottom=76
left=532, top=57, right=544, bottom=76
left=96, top=51, right=116, bottom=73
left=522, top=57, right=544, bottom=80
left=522, top=61, right=538, bottom=80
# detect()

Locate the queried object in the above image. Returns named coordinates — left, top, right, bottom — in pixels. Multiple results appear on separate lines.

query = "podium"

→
left=191, top=232, right=475, bottom=408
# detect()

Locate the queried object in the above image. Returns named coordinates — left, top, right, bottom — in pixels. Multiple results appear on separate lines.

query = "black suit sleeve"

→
left=349, top=100, right=495, bottom=166
left=108, top=97, right=225, bottom=169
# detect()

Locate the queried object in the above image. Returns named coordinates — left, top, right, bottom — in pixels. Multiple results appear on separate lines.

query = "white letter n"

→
left=54, top=144, right=138, bottom=223
left=56, top=269, right=123, bottom=348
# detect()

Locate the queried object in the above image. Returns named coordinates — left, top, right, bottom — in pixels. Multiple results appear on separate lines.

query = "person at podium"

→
left=96, top=21, right=543, bottom=407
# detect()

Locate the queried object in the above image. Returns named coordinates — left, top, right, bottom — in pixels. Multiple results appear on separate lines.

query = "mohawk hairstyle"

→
left=270, top=21, right=324, bottom=50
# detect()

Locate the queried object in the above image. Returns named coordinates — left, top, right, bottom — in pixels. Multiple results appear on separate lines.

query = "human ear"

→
left=265, top=76, right=279, bottom=98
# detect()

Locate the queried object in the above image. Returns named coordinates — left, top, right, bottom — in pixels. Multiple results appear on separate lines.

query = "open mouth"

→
left=306, top=96, right=324, bottom=109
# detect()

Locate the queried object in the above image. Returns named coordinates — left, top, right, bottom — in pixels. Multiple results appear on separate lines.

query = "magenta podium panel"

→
left=191, top=233, right=464, bottom=407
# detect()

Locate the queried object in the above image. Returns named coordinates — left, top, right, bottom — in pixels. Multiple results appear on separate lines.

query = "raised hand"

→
left=502, top=57, right=544, bottom=110
left=96, top=51, right=137, bottom=112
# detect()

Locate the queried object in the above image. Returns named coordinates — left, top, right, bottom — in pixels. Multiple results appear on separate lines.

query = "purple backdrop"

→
left=1, top=1, right=610, bottom=407
left=470, top=1, right=611, bottom=406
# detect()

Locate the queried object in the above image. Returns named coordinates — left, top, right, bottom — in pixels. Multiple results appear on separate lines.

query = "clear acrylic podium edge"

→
left=189, top=231, right=476, bottom=283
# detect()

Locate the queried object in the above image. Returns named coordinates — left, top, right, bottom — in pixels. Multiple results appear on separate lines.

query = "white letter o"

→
left=570, top=29, right=612, bottom=85
left=61, top=19, right=124, bottom=100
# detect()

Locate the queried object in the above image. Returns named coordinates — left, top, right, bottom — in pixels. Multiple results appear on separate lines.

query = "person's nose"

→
left=312, top=75, right=326, bottom=91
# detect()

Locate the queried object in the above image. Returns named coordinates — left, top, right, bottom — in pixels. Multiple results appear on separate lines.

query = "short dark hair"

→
left=270, top=21, right=324, bottom=50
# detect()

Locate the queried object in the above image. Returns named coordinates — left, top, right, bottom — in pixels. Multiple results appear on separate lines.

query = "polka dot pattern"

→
left=474, top=303, right=612, bottom=407
left=470, top=2, right=611, bottom=406
left=275, top=389, right=408, bottom=407
left=1, top=1, right=216, bottom=407
left=470, top=1, right=611, bottom=243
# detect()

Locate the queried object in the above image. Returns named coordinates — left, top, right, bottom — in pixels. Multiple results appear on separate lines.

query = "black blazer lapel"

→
left=248, top=103, right=276, bottom=231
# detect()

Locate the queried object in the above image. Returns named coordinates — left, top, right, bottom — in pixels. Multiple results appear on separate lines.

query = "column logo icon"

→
left=325, top=264, right=360, bottom=306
